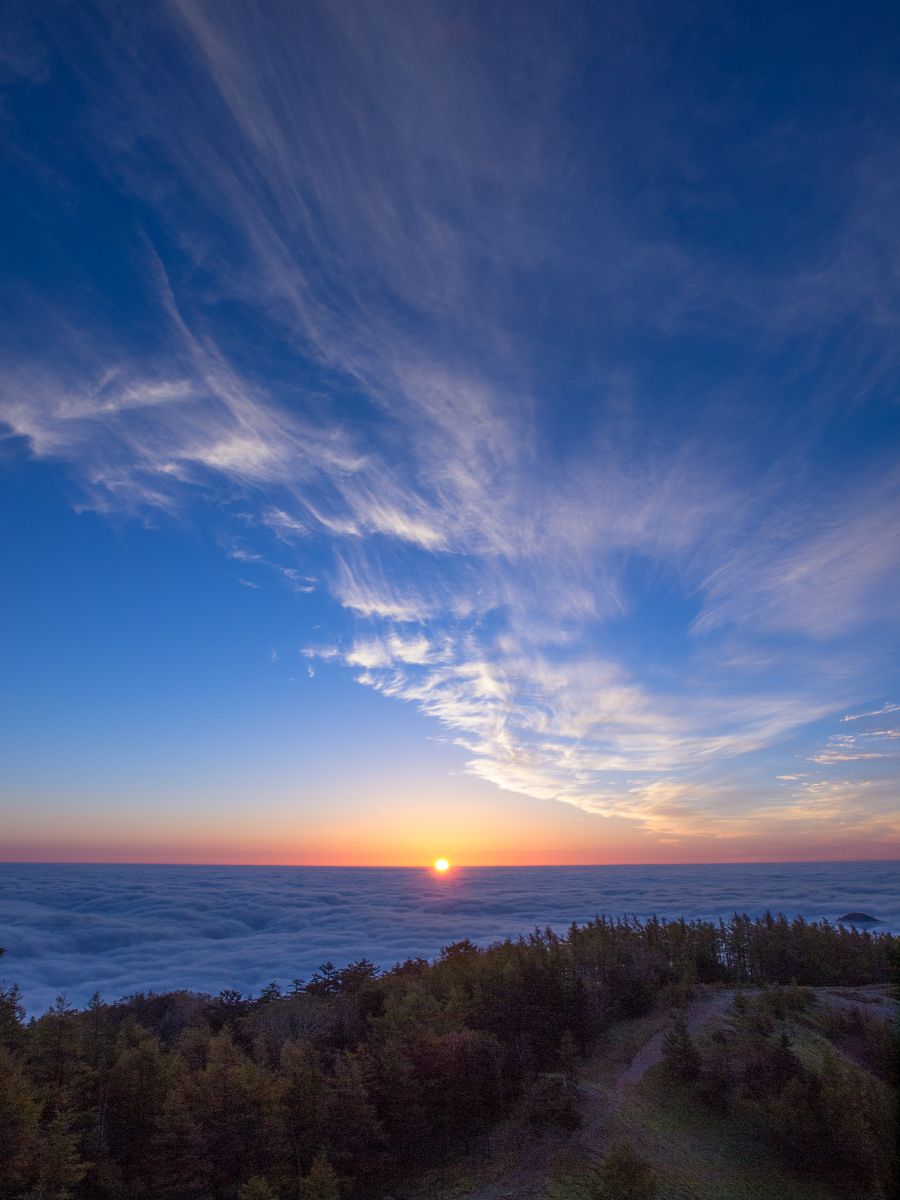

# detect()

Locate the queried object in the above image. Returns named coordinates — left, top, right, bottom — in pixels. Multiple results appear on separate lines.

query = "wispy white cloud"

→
left=842, top=702, right=900, bottom=722
left=806, top=719, right=900, bottom=766
left=2, top=0, right=899, bottom=849
left=304, top=632, right=838, bottom=831
left=694, top=474, right=900, bottom=639
left=808, top=750, right=887, bottom=765
left=756, top=776, right=900, bottom=840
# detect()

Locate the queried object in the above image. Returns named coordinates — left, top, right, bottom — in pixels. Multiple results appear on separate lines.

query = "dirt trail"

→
left=464, top=988, right=734, bottom=1200
left=815, top=984, right=896, bottom=1019
left=459, top=984, right=896, bottom=1200
left=608, top=988, right=733, bottom=1101
left=575, top=988, right=734, bottom=1147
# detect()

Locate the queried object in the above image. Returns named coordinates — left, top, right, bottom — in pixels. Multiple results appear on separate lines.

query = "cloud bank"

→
left=2, top=862, right=898, bottom=1015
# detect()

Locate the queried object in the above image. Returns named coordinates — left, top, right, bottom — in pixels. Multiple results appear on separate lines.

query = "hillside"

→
left=0, top=915, right=896, bottom=1199
left=411, top=984, right=895, bottom=1200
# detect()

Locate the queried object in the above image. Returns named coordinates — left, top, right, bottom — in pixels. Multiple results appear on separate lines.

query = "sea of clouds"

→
left=1, top=861, right=898, bottom=1015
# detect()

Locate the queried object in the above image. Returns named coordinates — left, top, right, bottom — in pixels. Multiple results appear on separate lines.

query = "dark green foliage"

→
left=300, top=1152, right=341, bottom=1199
left=688, top=990, right=895, bottom=1197
left=661, top=1014, right=700, bottom=1080
left=258, top=982, right=284, bottom=1004
left=218, top=988, right=246, bottom=1010
left=0, top=981, right=26, bottom=1051
left=592, top=1140, right=657, bottom=1199
left=279, top=1038, right=328, bottom=1171
left=32, top=1102, right=88, bottom=1200
left=100, top=1026, right=174, bottom=1191
left=717, top=910, right=892, bottom=987
left=237, top=1178, right=278, bottom=1200
left=817, top=1001, right=896, bottom=1081
left=306, top=962, right=340, bottom=996
left=0, top=913, right=894, bottom=1199
left=0, top=1045, right=40, bottom=1193
left=522, top=1072, right=581, bottom=1131
left=768, top=1048, right=893, bottom=1194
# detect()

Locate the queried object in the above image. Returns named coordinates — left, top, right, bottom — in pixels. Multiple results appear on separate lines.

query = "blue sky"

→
left=1, top=0, right=899, bottom=863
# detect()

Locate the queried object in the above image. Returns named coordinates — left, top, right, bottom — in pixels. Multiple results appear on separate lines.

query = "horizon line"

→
left=2, top=856, right=899, bottom=869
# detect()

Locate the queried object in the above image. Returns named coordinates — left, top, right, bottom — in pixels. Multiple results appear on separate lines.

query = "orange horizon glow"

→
left=2, top=843, right=899, bottom=868
left=7, top=766, right=899, bottom=870
left=4, top=798, right=900, bottom=869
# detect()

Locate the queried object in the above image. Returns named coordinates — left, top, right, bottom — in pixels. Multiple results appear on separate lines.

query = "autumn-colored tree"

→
left=0, top=1044, right=40, bottom=1192
left=279, top=1038, right=329, bottom=1172
left=103, top=1025, right=174, bottom=1183
left=0, top=914, right=893, bottom=1199
left=33, top=1102, right=87, bottom=1200
left=300, top=1152, right=340, bottom=1200
left=28, top=995, right=81, bottom=1098
left=176, top=1028, right=280, bottom=1196
left=326, top=1047, right=382, bottom=1159
left=238, top=1177, right=278, bottom=1200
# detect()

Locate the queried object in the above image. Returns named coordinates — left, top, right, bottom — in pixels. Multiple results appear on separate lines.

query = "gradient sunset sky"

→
left=2, top=0, right=899, bottom=866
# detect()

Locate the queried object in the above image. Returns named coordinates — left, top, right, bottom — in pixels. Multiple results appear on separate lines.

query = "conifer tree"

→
left=33, top=1102, right=87, bottom=1200
left=0, top=1044, right=40, bottom=1193
left=279, top=1038, right=329, bottom=1171
left=238, top=1177, right=278, bottom=1200
left=661, top=1014, right=700, bottom=1080
left=30, top=995, right=79, bottom=1097
left=327, top=1048, right=382, bottom=1158
left=300, top=1151, right=340, bottom=1200
left=0, top=979, right=26, bottom=1050
left=104, top=1026, right=173, bottom=1179
left=306, top=962, right=339, bottom=995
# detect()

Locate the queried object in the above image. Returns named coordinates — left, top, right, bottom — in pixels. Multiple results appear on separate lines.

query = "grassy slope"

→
left=549, top=997, right=886, bottom=1200
left=575, top=1064, right=846, bottom=1200
left=407, top=989, right=894, bottom=1200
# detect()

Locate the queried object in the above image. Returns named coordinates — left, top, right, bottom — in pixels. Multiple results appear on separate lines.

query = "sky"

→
left=1, top=0, right=899, bottom=866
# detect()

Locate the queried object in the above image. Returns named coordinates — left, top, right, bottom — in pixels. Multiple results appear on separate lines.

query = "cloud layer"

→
left=2, top=862, right=898, bottom=1014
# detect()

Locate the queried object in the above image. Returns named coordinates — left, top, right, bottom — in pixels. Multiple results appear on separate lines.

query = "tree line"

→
left=0, top=913, right=895, bottom=1199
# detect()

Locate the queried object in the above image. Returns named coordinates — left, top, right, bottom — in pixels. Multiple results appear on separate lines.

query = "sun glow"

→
left=433, top=857, right=450, bottom=872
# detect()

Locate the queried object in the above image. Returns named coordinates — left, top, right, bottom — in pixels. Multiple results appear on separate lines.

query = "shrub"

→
left=591, top=1140, right=657, bottom=1199
left=522, top=1072, right=581, bottom=1131
left=661, top=1014, right=700, bottom=1081
left=239, top=1179, right=278, bottom=1200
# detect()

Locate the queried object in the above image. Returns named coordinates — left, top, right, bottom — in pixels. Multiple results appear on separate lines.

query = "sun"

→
left=433, top=858, right=450, bottom=873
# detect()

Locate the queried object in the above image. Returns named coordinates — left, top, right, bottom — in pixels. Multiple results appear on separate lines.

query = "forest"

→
left=0, top=913, right=896, bottom=1200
